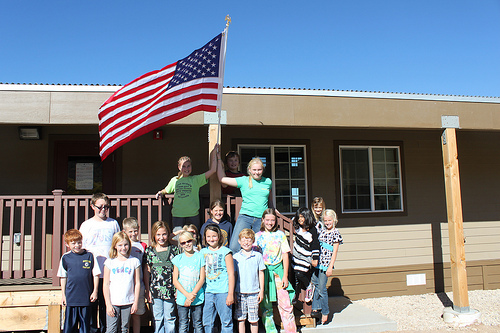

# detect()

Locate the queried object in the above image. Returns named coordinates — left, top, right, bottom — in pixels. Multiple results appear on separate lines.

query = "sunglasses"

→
left=94, top=205, right=110, bottom=211
left=179, top=239, right=193, bottom=246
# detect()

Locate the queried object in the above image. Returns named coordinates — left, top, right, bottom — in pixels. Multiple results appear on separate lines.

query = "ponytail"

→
left=247, top=157, right=265, bottom=188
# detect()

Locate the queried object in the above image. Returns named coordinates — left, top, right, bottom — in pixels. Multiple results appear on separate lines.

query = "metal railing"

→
left=0, top=191, right=293, bottom=287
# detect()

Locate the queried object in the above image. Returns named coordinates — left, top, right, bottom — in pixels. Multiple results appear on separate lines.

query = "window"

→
left=239, top=145, right=307, bottom=214
left=339, top=145, right=403, bottom=213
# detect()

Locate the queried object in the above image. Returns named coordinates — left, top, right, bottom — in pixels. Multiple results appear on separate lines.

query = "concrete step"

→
left=300, top=296, right=397, bottom=333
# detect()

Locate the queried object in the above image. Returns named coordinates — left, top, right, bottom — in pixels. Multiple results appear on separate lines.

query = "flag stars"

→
left=167, top=33, right=221, bottom=89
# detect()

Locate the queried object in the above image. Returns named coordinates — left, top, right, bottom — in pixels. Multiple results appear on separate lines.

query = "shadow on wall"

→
left=328, top=277, right=351, bottom=314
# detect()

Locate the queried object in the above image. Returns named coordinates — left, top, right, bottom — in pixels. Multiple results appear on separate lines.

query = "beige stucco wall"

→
left=1, top=123, right=499, bottom=284
left=1, top=86, right=500, bottom=130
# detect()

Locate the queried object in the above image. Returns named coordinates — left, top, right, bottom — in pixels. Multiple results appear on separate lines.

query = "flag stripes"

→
left=98, top=32, right=225, bottom=160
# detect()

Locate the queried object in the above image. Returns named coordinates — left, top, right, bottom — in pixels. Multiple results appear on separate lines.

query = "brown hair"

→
left=150, top=221, right=171, bottom=247
left=203, top=224, right=224, bottom=248
left=109, top=231, right=131, bottom=259
left=260, top=208, right=279, bottom=232
left=209, top=199, right=225, bottom=219
left=64, top=229, right=82, bottom=244
left=91, top=193, right=110, bottom=206
left=224, top=151, right=240, bottom=165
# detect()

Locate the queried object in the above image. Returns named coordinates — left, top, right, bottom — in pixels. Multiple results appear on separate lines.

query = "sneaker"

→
left=310, top=310, right=321, bottom=319
left=305, top=282, right=315, bottom=302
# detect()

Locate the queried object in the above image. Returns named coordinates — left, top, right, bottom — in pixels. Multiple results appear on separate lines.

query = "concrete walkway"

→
left=300, top=296, right=398, bottom=333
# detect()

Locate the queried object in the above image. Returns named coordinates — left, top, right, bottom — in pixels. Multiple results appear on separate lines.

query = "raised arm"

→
left=216, top=147, right=238, bottom=187
left=205, top=146, right=218, bottom=179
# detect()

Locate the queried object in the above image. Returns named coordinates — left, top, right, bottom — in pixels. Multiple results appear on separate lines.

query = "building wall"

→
left=2, top=87, right=500, bottom=130
left=1, top=123, right=499, bottom=299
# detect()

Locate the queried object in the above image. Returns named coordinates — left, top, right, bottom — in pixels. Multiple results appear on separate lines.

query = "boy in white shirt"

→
left=79, top=193, right=120, bottom=333
left=122, top=217, right=147, bottom=333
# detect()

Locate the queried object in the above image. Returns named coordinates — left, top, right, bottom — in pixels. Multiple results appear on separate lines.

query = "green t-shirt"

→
left=167, top=174, right=208, bottom=217
left=236, top=176, right=272, bottom=218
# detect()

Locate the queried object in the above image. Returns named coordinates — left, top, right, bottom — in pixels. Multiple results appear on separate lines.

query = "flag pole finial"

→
left=225, top=15, right=231, bottom=27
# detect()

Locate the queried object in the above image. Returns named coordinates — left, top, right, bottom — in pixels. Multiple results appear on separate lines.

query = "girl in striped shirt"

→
left=291, top=207, right=320, bottom=303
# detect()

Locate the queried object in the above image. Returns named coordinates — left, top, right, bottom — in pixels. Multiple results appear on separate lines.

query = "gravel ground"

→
left=354, top=289, right=500, bottom=332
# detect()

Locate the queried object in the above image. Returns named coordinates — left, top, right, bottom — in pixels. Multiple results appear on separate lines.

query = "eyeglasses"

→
left=179, top=239, right=193, bottom=246
left=94, top=205, right=110, bottom=211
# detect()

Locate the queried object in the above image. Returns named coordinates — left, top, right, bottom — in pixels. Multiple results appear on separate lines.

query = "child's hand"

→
left=145, top=290, right=152, bottom=303
left=258, top=290, right=264, bottom=304
left=184, top=299, right=192, bottom=307
left=61, top=295, right=66, bottom=306
left=281, top=276, right=289, bottom=289
left=106, top=305, right=116, bottom=317
left=215, top=146, right=222, bottom=160
left=90, top=291, right=98, bottom=302
left=131, top=302, right=138, bottom=314
left=226, top=293, right=234, bottom=306
left=311, top=259, right=318, bottom=267
left=187, top=292, right=196, bottom=302
left=326, top=267, right=334, bottom=277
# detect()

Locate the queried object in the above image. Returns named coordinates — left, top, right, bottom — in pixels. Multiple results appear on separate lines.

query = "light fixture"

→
left=19, top=127, right=41, bottom=140
left=153, top=129, right=163, bottom=140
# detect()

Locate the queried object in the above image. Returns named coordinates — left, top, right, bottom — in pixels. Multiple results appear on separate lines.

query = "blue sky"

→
left=1, top=0, right=499, bottom=97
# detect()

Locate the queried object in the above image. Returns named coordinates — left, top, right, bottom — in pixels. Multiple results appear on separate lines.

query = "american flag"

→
left=98, top=31, right=226, bottom=160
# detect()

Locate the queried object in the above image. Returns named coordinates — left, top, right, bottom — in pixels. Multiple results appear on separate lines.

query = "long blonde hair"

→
left=177, top=230, right=195, bottom=252
left=247, top=157, right=265, bottom=188
left=183, top=224, right=201, bottom=251
left=109, top=231, right=131, bottom=259
left=312, top=197, right=326, bottom=221
left=177, top=156, right=191, bottom=179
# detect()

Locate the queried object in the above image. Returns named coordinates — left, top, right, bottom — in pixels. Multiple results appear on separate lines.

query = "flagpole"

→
left=216, top=15, right=230, bottom=148
left=209, top=17, right=230, bottom=204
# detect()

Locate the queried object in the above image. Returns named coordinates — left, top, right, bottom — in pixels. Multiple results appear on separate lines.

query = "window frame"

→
left=335, top=140, right=407, bottom=218
left=237, top=143, right=309, bottom=215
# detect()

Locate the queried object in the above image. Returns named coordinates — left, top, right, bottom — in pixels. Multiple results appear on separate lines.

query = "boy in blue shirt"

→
left=233, top=229, right=265, bottom=333
left=57, top=229, right=101, bottom=333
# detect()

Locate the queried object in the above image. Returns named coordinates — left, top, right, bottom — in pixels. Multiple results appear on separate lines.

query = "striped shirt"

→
left=292, top=227, right=320, bottom=273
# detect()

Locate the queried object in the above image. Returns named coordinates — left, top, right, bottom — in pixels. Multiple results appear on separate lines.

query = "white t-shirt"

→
left=104, top=256, right=141, bottom=306
left=130, top=241, right=146, bottom=288
left=79, top=217, right=120, bottom=277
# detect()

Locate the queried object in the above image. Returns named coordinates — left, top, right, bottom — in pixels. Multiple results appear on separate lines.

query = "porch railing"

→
left=0, top=191, right=293, bottom=287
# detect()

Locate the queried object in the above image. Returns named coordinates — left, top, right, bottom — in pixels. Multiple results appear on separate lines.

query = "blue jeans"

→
left=178, top=303, right=203, bottom=333
left=172, top=214, right=200, bottom=230
left=311, top=269, right=329, bottom=315
left=203, top=292, right=233, bottom=333
left=229, top=214, right=261, bottom=252
left=152, top=298, right=176, bottom=333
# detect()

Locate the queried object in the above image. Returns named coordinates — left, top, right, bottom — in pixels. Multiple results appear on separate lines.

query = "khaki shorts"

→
left=134, top=285, right=146, bottom=316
